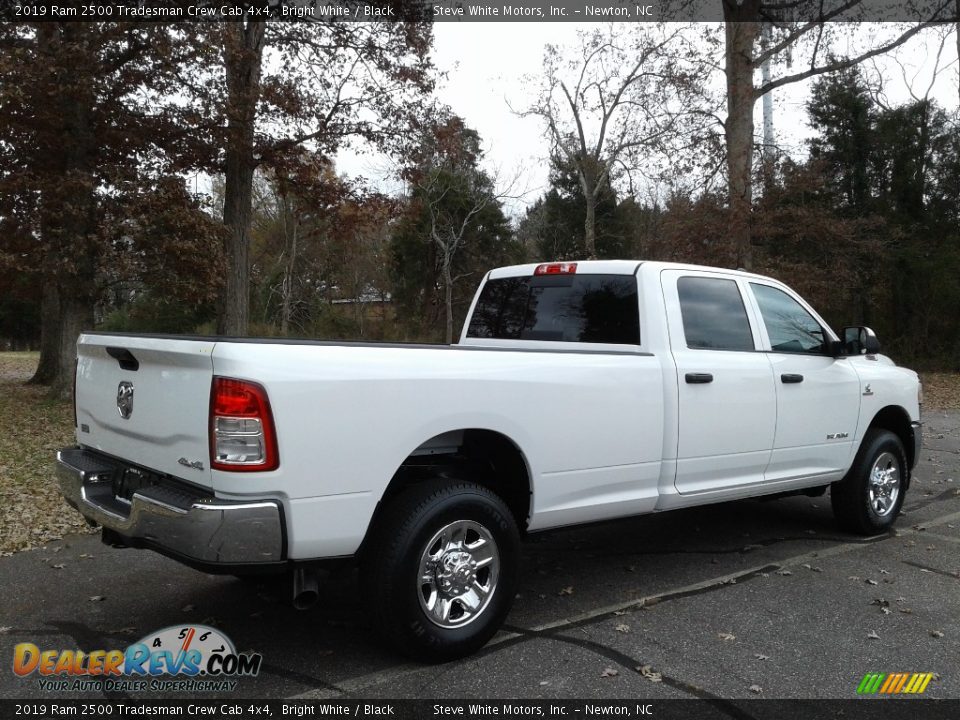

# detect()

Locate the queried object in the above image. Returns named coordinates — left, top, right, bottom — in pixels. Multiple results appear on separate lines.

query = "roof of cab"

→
left=488, top=260, right=779, bottom=285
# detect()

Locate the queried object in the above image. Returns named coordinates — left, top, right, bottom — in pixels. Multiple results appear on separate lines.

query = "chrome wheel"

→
left=417, top=519, right=499, bottom=629
left=868, top=451, right=900, bottom=517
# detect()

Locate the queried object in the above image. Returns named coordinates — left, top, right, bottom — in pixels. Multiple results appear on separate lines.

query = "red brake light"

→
left=210, top=377, right=279, bottom=472
left=534, top=262, right=577, bottom=276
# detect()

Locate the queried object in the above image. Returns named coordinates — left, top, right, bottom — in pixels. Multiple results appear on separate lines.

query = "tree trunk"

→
left=28, top=277, right=60, bottom=385
left=442, top=251, right=454, bottom=344
left=52, top=293, right=94, bottom=400
left=218, top=21, right=266, bottom=337
left=578, top=164, right=598, bottom=258
left=280, top=207, right=297, bottom=336
left=583, top=195, right=597, bottom=259
left=723, top=6, right=761, bottom=269
left=34, top=24, right=98, bottom=394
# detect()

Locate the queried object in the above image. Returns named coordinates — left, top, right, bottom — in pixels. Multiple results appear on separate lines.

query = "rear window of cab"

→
left=466, top=274, right=640, bottom=345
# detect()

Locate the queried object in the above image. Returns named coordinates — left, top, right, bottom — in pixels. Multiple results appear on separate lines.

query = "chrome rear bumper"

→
left=57, top=448, right=284, bottom=566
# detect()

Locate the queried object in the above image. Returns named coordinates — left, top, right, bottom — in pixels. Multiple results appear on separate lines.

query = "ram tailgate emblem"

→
left=116, top=381, right=134, bottom=419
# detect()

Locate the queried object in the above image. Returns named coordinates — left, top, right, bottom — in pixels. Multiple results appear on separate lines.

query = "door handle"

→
left=781, top=373, right=804, bottom=384
left=685, top=373, right=714, bottom=384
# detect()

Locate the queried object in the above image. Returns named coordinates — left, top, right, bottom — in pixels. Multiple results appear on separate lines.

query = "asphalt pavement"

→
left=2, top=412, right=959, bottom=702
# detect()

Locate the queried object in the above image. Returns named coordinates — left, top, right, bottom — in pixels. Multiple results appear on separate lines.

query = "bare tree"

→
left=720, top=1, right=953, bottom=268
left=419, top=168, right=518, bottom=344
left=518, top=25, right=706, bottom=257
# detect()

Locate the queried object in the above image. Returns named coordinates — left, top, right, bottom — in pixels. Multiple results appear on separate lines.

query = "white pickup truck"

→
left=58, top=260, right=922, bottom=661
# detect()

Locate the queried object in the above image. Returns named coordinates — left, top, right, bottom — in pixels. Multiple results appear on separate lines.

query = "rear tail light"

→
left=534, top=262, right=577, bottom=275
left=210, top=377, right=279, bottom=472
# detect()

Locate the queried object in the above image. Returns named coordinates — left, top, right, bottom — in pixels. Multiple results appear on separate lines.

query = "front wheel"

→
left=831, top=428, right=907, bottom=535
left=361, top=480, right=520, bottom=662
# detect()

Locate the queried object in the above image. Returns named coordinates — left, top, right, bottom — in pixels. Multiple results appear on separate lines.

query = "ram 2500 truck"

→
left=57, top=260, right=922, bottom=660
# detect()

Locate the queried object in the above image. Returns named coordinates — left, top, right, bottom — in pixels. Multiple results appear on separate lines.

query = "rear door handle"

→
left=685, top=373, right=714, bottom=384
left=781, top=373, right=804, bottom=384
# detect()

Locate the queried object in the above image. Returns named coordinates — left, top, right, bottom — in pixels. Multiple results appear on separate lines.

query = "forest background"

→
left=2, top=8, right=960, bottom=401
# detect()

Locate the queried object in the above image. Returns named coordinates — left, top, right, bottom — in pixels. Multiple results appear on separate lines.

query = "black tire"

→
left=361, top=480, right=520, bottom=662
left=831, top=428, right=907, bottom=535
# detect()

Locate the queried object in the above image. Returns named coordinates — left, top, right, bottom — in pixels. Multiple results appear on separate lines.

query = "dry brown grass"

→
left=0, top=352, right=92, bottom=554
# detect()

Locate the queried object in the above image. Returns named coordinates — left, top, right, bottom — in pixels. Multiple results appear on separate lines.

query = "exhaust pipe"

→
left=292, top=567, right=320, bottom=610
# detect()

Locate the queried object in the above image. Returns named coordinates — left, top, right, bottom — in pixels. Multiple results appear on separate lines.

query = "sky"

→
left=335, top=22, right=960, bottom=219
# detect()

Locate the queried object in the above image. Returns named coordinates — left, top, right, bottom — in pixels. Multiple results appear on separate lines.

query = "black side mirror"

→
left=842, top=326, right=881, bottom=356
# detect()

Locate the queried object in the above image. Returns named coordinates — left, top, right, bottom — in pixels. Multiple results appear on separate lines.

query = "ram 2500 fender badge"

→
left=863, top=383, right=874, bottom=396
left=826, top=432, right=850, bottom=440
left=178, top=458, right=205, bottom=471
left=116, top=381, right=134, bottom=419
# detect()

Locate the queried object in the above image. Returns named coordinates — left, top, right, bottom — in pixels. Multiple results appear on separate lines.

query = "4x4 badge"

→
left=117, top=381, right=134, bottom=419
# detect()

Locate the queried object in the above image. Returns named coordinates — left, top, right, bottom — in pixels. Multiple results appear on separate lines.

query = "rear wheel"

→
left=361, top=480, right=520, bottom=662
left=831, top=429, right=907, bottom=535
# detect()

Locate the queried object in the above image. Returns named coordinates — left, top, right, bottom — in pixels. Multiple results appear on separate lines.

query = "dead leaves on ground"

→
left=0, top=353, right=91, bottom=554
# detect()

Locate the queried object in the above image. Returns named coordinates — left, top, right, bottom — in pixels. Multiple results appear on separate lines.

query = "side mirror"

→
left=842, top=326, right=881, bottom=356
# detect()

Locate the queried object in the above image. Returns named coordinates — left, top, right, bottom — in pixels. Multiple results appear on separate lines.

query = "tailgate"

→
left=75, top=334, right=215, bottom=488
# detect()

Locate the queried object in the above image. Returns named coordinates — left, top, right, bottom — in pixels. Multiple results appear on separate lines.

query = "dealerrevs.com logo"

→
left=12, top=625, right=262, bottom=693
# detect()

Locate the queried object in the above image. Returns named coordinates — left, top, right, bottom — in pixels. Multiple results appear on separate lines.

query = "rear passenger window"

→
left=677, top=277, right=754, bottom=351
left=466, top=275, right=640, bottom=344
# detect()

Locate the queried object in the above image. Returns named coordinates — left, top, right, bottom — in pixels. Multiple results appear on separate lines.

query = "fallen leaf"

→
left=88, top=595, right=105, bottom=602
left=538, top=681, right=549, bottom=686
left=866, top=579, right=878, bottom=585
left=881, top=608, right=891, bottom=615
left=867, top=630, right=880, bottom=640
left=0, top=626, right=10, bottom=634
left=79, top=553, right=94, bottom=559
left=749, top=684, right=763, bottom=694
left=614, top=610, right=627, bottom=616
left=930, top=630, right=944, bottom=638
left=51, top=563, right=65, bottom=569
left=899, top=608, right=914, bottom=615
left=181, top=604, right=195, bottom=612
left=614, top=624, right=631, bottom=633
left=879, top=569, right=890, bottom=574
left=754, top=653, right=770, bottom=661
left=776, top=569, right=793, bottom=576
left=600, top=667, right=619, bottom=678
left=636, top=665, right=662, bottom=682
left=717, top=632, right=736, bottom=641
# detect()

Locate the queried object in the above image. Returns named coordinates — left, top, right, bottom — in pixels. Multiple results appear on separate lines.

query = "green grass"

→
left=0, top=352, right=92, bottom=554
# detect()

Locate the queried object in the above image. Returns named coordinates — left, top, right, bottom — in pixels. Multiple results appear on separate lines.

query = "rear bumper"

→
left=56, top=447, right=285, bottom=567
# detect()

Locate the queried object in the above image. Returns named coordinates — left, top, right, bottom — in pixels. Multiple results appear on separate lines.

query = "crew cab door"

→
left=745, top=281, right=861, bottom=482
left=661, top=270, right=777, bottom=495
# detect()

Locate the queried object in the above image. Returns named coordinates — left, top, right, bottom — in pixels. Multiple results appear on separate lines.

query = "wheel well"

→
left=374, top=430, right=531, bottom=535
left=868, top=405, right=915, bottom=469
